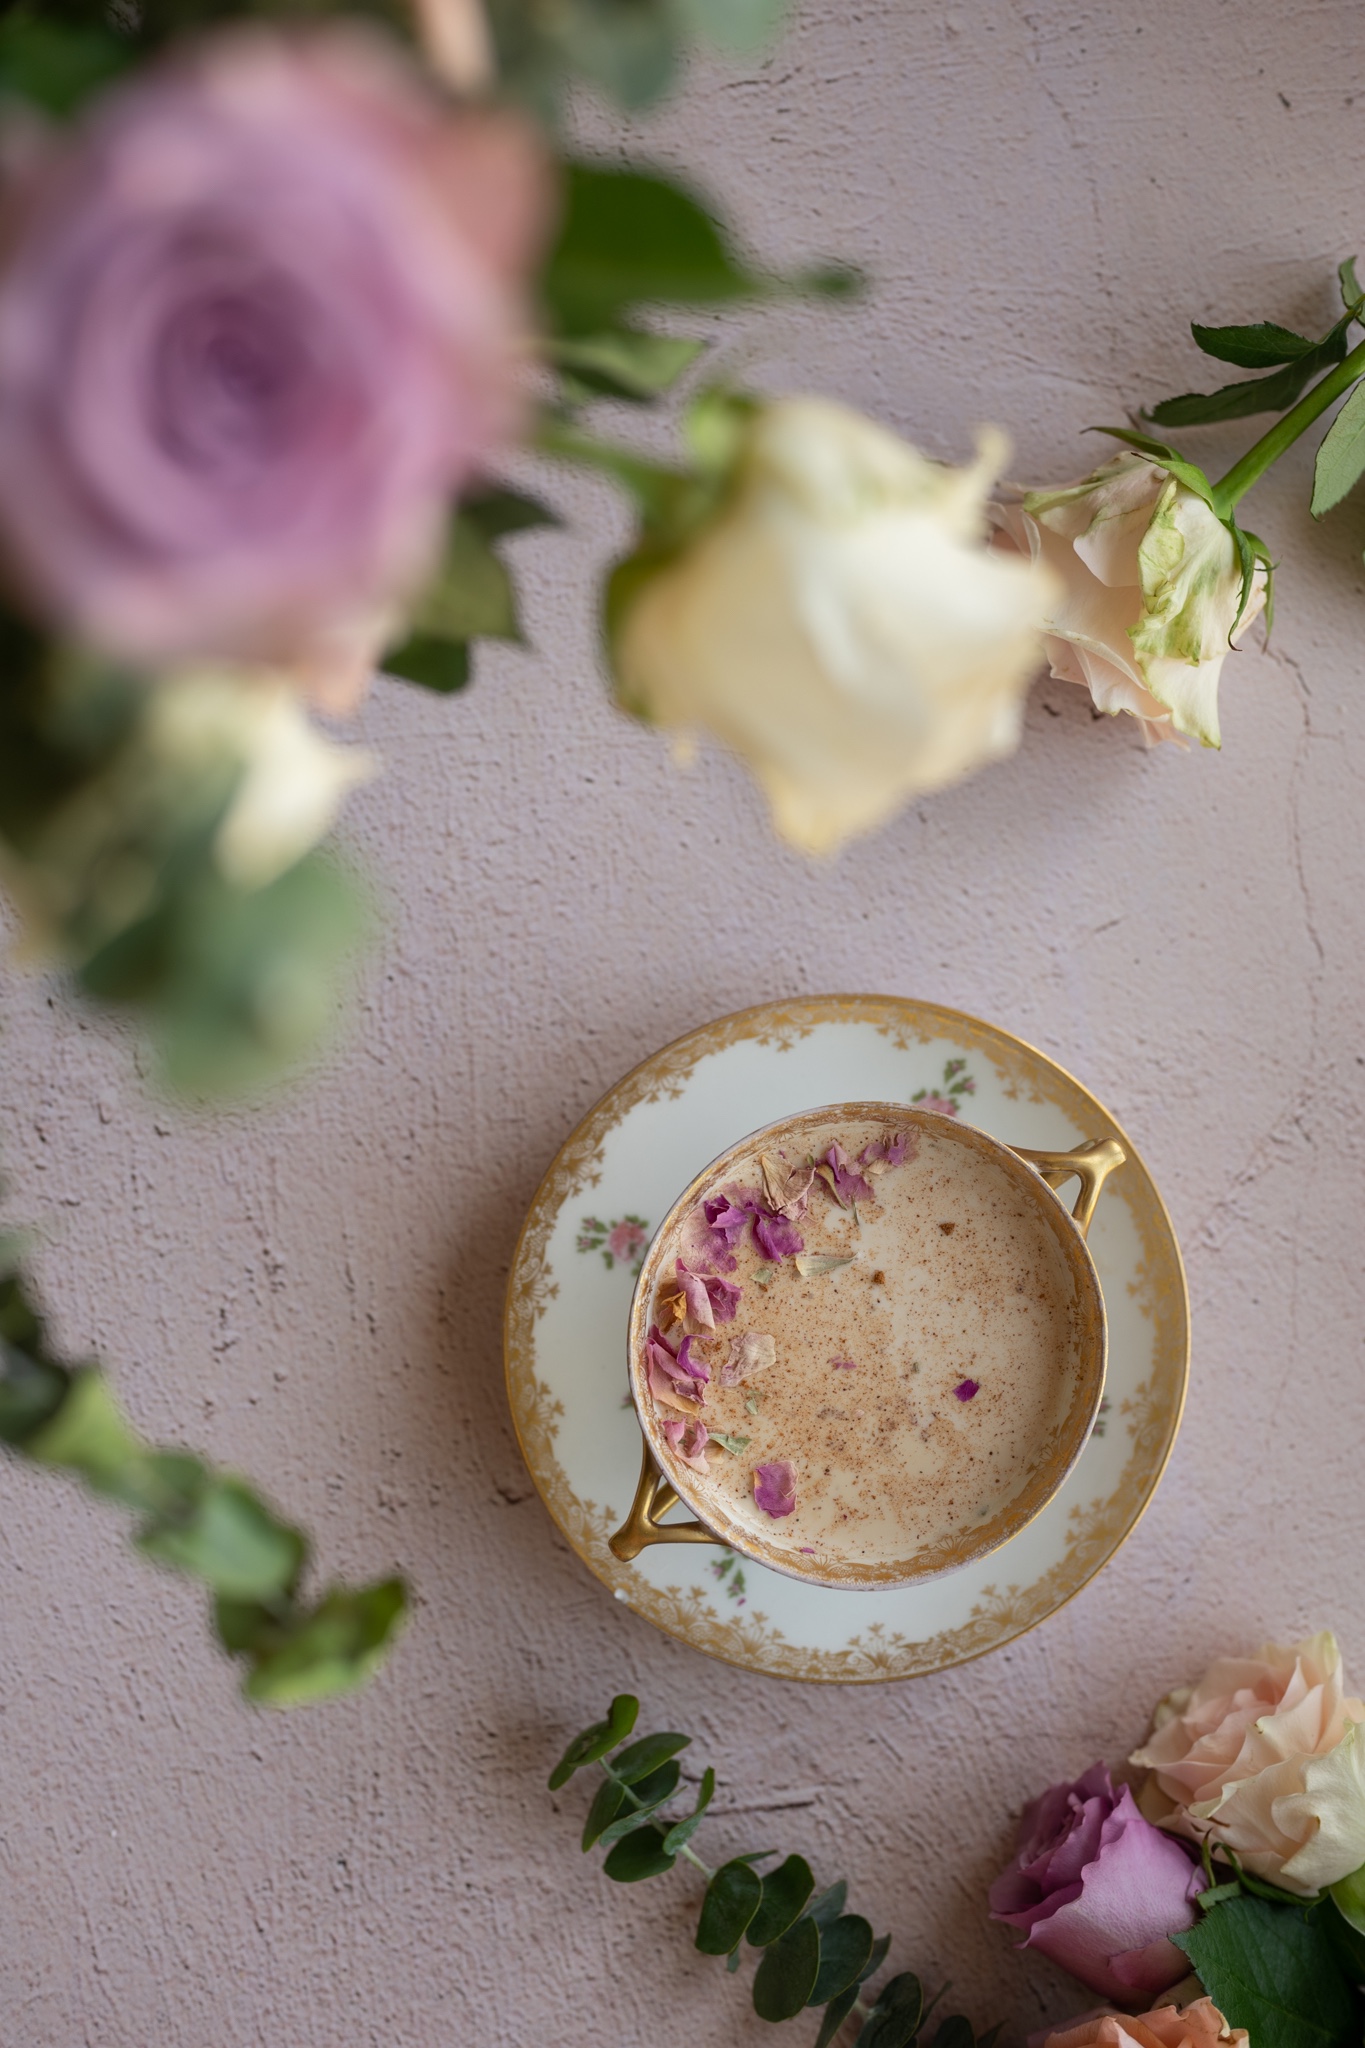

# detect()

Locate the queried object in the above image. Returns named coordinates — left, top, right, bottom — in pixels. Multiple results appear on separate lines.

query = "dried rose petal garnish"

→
left=954, top=1378, right=980, bottom=1401
left=759, top=1154, right=816, bottom=1220
left=675, top=1259, right=741, bottom=1329
left=751, top=1205, right=804, bottom=1261
left=646, top=1323, right=709, bottom=1411
left=661, top=1415, right=711, bottom=1471
left=830, top=1356, right=857, bottom=1371
left=753, top=1460, right=797, bottom=1518
left=817, top=1142, right=874, bottom=1208
left=720, top=1331, right=777, bottom=1386
left=697, top=1194, right=748, bottom=1271
left=860, top=1128, right=914, bottom=1173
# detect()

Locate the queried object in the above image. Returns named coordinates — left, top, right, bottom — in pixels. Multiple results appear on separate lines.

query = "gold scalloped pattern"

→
left=504, top=997, right=1189, bottom=1683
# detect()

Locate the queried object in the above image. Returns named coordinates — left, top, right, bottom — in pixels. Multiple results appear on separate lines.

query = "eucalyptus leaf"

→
left=602, top=1823, right=677, bottom=1883
left=858, top=1971, right=925, bottom=2048
left=752, top=1913, right=821, bottom=2021
left=593, top=1760, right=682, bottom=1846
left=1342, top=257, right=1362, bottom=308
left=548, top=1693, right=639, bottom=1788
left=609, top=1729, right=691, bottom=1784
left=697, top=1858, right=765, bottom=1953
left=1191, top=320, right=1313, bottom=368
left=933, top=2015, right=977, bottom=2048
left=581, top=1775, right=627, bottom=1850
left=810, top=1914, right=874, bottom=2005
left=380, top=633, right=470, bottom=695
left=1174, top=1896, right=1356, bottom=2048
left=662, top=1765, right=715, bottom=1854
left=1312, top=379, right=1365, bottom=515
left=858, top=1932, right=892, bottom=1983
left=747, top=1853, right=815, bottom=1947
left=808, top=1880, right=849, bottom=1928
left=816, top=1986, right=862, bottom=2048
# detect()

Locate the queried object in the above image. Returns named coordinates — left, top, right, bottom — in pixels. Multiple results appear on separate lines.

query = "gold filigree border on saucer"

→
left=504, top=996, right=1190, bottom=1683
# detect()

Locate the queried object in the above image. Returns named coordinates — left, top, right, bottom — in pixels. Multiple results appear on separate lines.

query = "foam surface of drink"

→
left=645, top=1116, right=1083, bottom=1573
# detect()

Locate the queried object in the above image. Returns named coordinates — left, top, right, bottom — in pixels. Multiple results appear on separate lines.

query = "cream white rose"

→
left=144, top=672, right=374, bottom=890
left=610, top=397, right=1054, bottom=854
left=991, top=452, right=1266, bottom=749
left=1131, top=1630, right=1365, bottom=1894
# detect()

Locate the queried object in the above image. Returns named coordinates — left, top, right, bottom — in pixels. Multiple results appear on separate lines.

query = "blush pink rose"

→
left=1131, top=1630, right=1365, bottom=1894
left=990, top=1765, right=1202, bottom=2002
left=0, top=26, right=546, bottom=685
left=1041, top=1998, right=1248, bottom=2048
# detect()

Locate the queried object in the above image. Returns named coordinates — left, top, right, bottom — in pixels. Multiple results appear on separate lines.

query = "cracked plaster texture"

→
left=2, top=2, right=1364, bottom=2042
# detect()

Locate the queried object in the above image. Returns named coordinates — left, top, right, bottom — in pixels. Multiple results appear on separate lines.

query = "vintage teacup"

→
left=610, top=1102, right=1124, bottom=1590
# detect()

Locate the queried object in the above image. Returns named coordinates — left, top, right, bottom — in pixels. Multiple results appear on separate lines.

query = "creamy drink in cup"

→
left=615, top=1103, right=1114, bottom=1589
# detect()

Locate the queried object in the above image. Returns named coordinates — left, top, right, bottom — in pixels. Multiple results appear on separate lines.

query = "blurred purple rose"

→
left=0, top=27, right=546, bottom=692
left=990, top=1765, right=1202, bottom=2003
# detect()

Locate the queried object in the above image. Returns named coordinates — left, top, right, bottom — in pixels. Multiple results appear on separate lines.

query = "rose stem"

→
left=1213, top=333, right=1365, bottom=515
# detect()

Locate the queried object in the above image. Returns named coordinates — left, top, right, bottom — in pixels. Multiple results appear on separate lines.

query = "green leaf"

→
left=1330, top=1862, right=1365, bottom=1938
left=602, top=1823, right=677, bottom=1883
left=1150, top=355, right=1343, bottom=428
left=137, top=1476, right=305, bottom=1601
left=858, top=1971, right=925, bottom=2048
left=810, top=1914, right=874, bottom=2005
left=933, top=2017, right=977, bottom=2048
left=548, top=1694, right=639, bottom=1788
left=752, top=1913, right=821, bottom=2021
left=747, top=1853, right=815, bottom=1947
left=25, top=1367, right=144, bottom=1496
left=609, top=1729, right=691, bottom=1784
left=1312, top=378, right=1365, bottom=515
left=594, top=1761, right=682, bottom=1846
left=543, top=162, right=762, bottom=334
left=242, top=1579, right=408, bottom=1708
left=674, top=0, right=790, bottom=52
left=0, top=1332, right=70, bottom=1445
left=581, top=1775, right=626, bottom=1851
left=662, top=1765, right=714, bottom=1854
left=1323, top=1895, right=1365, bottom=1981
left=551, top=0, right=677, bottom=109
left=1174, top=1895, right=1356, bottom=2048
left=808, top=1881, right=849, bottom=1928
left=816, top=1986, right=862, bottom=2048
left=212, top=1595, right=280, bottom=1656
left=380, top=633, right=470, bottom=694
left=1191, top=320, right=1314, bottom=368
left=1341, top=257, right=1361, bottom=308
left=1086, top=427, right=1217, bottom=508
left=0, top=8, right=131, bottom=117
left=858, top=1932, right=892, bottom=1983
left=550, top=328, right=706, bottom=403
left=697, top=1857, right=765, bottom=1954
left=707, top=1430, right=751, bottom=1455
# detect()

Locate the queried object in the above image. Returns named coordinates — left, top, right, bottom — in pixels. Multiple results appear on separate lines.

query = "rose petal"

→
left=753, top=1460, right=797, bottom=1518
left=661, top=1414, right=711, bottom=1472
left=720, top=1332, right=777, bottom=1386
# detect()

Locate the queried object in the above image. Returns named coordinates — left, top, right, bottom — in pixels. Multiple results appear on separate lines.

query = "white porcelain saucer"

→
left=505, top=997, right=1189, bottom=1683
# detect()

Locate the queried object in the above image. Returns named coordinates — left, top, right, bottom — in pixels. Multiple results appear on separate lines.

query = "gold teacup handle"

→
left=1009, top=1136, right=1126, bottom=1239
left=609, top=1439, right=718, bottom=1560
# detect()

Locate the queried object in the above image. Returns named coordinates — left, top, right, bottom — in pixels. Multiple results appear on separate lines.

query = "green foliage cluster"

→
left=1142, top=259, right=1365, bottom=550
left=1172, top=1842, right=1365, bottom=2048
left=0, top=607, right=366, bottom=1096
left=550, top=1695, right=999, bottom=2047
left=0, top=1253, right=408, bottom=1703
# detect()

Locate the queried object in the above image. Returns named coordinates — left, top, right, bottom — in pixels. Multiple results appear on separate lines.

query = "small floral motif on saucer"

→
left=504, top=996, right=1188, bottom=1683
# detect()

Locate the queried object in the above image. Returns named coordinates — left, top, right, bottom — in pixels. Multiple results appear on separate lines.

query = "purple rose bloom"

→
left=0, top=26, right=545, bottom=682
left=989, top=1765, right=1202, bottom=2003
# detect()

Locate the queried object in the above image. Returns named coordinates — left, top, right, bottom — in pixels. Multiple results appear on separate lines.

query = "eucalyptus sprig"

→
left=0, top=1254, right=407, bottom=1705
left=550, top=1694, right=998, bottom=2048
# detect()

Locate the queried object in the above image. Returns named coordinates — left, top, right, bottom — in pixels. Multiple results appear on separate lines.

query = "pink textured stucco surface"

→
left=2, top=3, right=1363, bottom=2041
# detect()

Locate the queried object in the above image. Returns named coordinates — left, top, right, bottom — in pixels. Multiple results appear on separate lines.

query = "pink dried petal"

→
left=661, top=1414, right=711, bottom=1471
left=674, top=1334, right=710, bottom=1384
left=751, top=1206, right=804, bottom=1260
left=955, top=1378, right=980, bottom=1401
left=720, top=1331, right=777, bottom=1387
left=646, top=1323, right=708, bottom=1411
left=860, top=1129, right=914, bottom=1171
left=753, top=1460, right=797, bottom=1518
left=694, top=1194, right=747, bottom=1272
left=676, top=1259, right=741, bottom=1329
left=830, top=1357, right=858, bottom=1371
left=821, top=1143, right=874, bottom=1207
